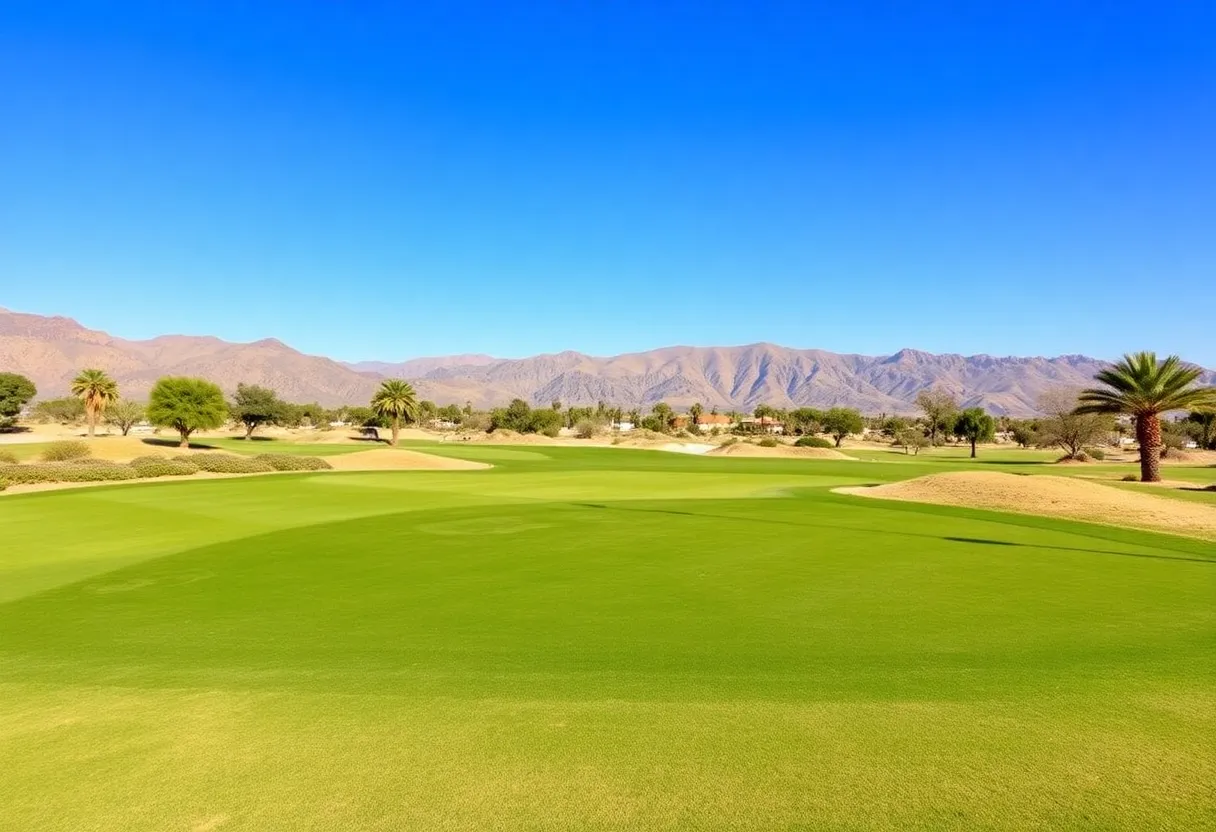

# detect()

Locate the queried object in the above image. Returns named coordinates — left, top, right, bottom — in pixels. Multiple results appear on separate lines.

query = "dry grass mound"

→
left=707, top=443, right=853, bottom=461
left=325, top=449, right=490, bottom=471
left=838, top=471, right=1216, bottom=540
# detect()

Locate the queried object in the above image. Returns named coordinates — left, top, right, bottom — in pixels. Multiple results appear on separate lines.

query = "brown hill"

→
left=3, top=308, right=1212, bottom=414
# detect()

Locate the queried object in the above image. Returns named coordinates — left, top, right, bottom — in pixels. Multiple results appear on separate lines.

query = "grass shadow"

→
left=141, top=437, right=219, bottom=451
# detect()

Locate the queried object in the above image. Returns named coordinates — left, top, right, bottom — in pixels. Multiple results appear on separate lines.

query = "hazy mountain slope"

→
left=4, top=308, right=1212, bottom=414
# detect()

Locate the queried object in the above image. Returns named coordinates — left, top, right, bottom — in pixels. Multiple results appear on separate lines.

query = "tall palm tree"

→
left=1076, top=352, right=1216, bottom=482
left=370, top=379, right=419, bottom=446
left=70, top=368, right=119, bottom=438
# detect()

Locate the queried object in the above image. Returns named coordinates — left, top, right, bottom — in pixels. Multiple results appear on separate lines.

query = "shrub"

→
left=0, top=477, right=6, bottom=491
left=254, top=454, right=332, bottom=472
left=176, top=453, right=275, bottom=474
left=0, top=463, right=139, bottom=484
left=1083, top=447, right=1106, bottom=461
left=40, top=440, right=92, bottom=462
left=129, top=456, right=201, bottom=477
left=574, top=419, right=600, bottom=439
left=795, top=436, right=834, bottom=449
left=0, top=449, right=18, bottom=464
left=758, top=437, right=779, bottom=448
left=1121, top=474, right=1139, bottom=482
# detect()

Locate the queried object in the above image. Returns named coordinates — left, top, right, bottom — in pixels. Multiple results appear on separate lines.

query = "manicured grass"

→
left=0, top=447, right=1213, bottom=830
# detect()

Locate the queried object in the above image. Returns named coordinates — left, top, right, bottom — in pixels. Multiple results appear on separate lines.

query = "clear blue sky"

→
left=2, top=1, right=1213, bottom=365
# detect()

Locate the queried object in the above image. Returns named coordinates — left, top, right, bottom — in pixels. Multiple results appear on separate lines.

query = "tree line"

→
left=2, top=350, right=1212, bottom=480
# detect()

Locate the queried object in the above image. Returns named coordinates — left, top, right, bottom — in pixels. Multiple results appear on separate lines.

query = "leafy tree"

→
left=105, top=399, right=145, bottom=436
left=31, top=396, right=85, bottom=424
left=952, top=407, right=996, bottom=458
left=418, top=400, right=438, bottom=423
left=1008, top=419, right=1038, bottom=449
left=1035, top=389, right=1114, bottom=459
left=529, top=408, right=563, bottom=437
left=1184, top=410, right=1216, bottom=450
left=1076, top=352, right=1216, bottom=482
left=689, top=403, right=704, bottom=423
left=370, top=379, right=419, bottom=446
left=147, top=377, right=228, bottom=448
left=786, top=407, right=824, bottom=436
left=651, top=402, right=674, bottom=432
left=880, top=416, right=909, bottom=438
left=231, top=383, right=286, bottom=439
left=820, top=407, right=864, bottom=447
left=894, top=427, right=929, bottom=455
left=916, top=389, right=959, bottom=446
left=0, top=372, right=37, bottom=429
left=70, top=368, right=119, bottom=437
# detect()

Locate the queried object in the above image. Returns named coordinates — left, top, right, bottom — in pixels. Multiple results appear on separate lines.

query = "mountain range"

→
left=3, top=307, right=1212, bottom=416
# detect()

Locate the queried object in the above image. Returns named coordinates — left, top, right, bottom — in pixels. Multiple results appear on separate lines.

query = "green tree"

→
left=1184, top=410, right=1216, bottom=450
left=894, top=427, right=929, bottom=455
left=147, top=377, right=228, bottom=448
left=105, top=399, right=145, bottom=436
left=231, top=383, right=286, bottom=439
left=1076, top=352, right=1216, bottom=482
left=651, top=402, right=674, bottom=432
left=370, top=379, right=419, bottom=446
left=70, top=368, right=119, bottom=437
left=0, top=372, right=37, bottom=429
left=31, top=396, right=85, bottom=424
left=916, top=389, right=959, bottom=446
left=1008, top=419, right=1038, bottom=449
left=952, top=407, right=996, bottom=458
left=820, top=407, right=864, bottom=447
left=689, top=403, right=704, bottom=422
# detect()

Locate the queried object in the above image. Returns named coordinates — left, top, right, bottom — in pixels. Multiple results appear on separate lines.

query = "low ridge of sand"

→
left=837, top=471, right=1216, bottom=540
left=325, top=449, right=489, bottom=471
left=707, top=443, right=854, bottom=461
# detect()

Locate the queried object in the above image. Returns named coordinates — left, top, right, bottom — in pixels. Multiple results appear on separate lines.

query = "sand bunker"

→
left=707, top=443, right=854, bottom=461
left=837, top=471, right=1216, bottom=540
left=324, top=449, right=489, bottom=471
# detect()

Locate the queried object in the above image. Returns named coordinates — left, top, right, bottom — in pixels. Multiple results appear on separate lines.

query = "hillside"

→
left=3, top=308, right=1212, bottom=414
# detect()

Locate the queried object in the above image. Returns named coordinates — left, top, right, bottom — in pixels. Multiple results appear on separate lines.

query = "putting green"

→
left=1, top=447, right=1212, bottom=830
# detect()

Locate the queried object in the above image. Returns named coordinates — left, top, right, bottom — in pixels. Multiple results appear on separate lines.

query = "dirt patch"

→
left=706, top=443, right=854, bottom=461
left=837, top=471, right=1216, bottom=540
left=324, top=449, right=489, bottom=471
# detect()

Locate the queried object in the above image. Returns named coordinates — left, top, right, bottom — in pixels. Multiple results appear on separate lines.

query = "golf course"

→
left=1, top=441, right=1213, bottom=831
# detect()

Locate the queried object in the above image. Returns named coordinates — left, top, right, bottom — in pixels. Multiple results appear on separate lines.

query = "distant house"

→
left=740, top=416, right=784, bottom=434
left=694, top=414, right=733, bottom=433
left=612, top=421, right=635, bottom=432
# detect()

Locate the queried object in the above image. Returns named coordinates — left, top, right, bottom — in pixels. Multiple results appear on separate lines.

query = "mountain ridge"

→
left=3, top=308, right=1212, bottom=416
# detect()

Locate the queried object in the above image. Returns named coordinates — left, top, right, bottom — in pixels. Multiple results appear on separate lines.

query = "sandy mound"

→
left=324, top=449, right=489, bottom=471
left=707, top=443, right=854, bottom=461
left=838, top=471, right=1216, bottom=540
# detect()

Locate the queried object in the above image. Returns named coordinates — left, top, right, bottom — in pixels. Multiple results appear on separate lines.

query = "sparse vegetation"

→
left=40, top=440, right=92, bottom=462
left=0, top=449, right=19, bottom=464
left=105, top=399, right=145, bottom=436
left=1035, top=389, right=1114, bottom=460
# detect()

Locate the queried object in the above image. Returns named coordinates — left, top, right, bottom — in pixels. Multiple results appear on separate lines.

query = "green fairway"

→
left=1, top=447, right=1213, bottom=830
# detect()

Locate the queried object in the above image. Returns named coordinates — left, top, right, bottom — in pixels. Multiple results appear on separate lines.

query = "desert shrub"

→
left=0, top=449, right=18, bottom=464
left=254, top=454, right=332, bottom=471
left=0, top=462, right=139, bottom=484
left=574, top=419, right=600, bottom=439
left=40, top=440, right=92, bottom=462
left=719, top=436, right=738, bottom=447
left=795, top=435, right=834, bottom=449
left=0, top=478, right=7, bottom=491
left=129, top=456, right=201, bottom=477
left=1059, top=452, right=1090, bottom=463
left=1083, top=447, right=1106, bottom=461
left=758, top=437, right=779, bottom=447
left=1121, top=474, right=1139, bottom=482
left=176, top=453, right=275, bottom=474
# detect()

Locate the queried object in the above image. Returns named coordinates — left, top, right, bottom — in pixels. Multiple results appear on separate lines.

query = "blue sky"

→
left=2, top=1, right=1214, bottom=364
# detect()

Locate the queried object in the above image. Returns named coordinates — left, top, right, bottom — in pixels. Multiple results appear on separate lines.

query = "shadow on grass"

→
left=141, top=437, right=218, bottom=451
left=571, top=503, right=1214, bottom=564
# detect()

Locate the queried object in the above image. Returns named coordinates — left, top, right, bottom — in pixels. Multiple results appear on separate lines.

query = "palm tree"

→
left=370, top=379, right=419, bottom=446
left=1076, top=352, right=1216, bottom=482
left=70, top=368, right=119, bottom=437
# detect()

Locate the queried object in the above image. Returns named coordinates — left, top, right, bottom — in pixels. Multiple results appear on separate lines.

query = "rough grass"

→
left=0, top=447, right=1213, bottom=830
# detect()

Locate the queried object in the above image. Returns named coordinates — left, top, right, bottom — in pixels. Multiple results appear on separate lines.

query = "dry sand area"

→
left=707, top=443, right=854, bottom=461
left=324, top=449, right=489, bottom=471
left=838, top=471, right=1216, bottom=541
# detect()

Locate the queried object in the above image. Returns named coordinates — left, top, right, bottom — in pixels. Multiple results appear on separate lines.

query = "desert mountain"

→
left=3, top=308, right=1212, bottom=415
